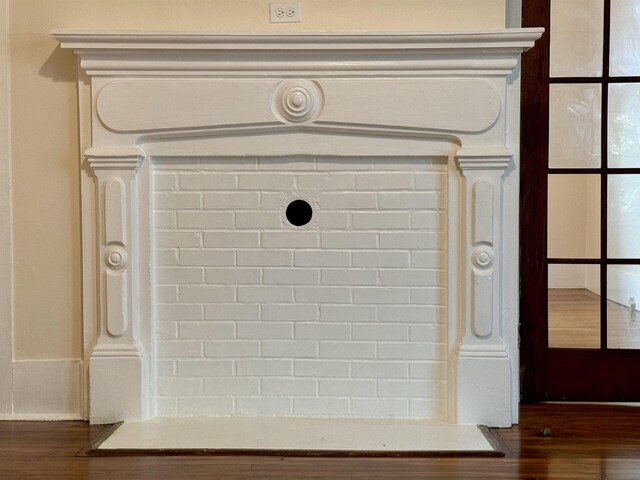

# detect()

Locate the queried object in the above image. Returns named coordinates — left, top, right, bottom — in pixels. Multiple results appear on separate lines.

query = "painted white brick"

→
left=378, top=192, right=437, bottom=210
left=261, top=378, right=317, bottom=396
left=154, top=174, right=177, bottom=191
left=352, top=287, right=410, bottom=305
left=154, top=211, right=176, bottom=228
left=320, top=192, right=377, bottom=210
left=157, top=378, right=203, bottom=395
left=204, top=192, right=260, bottom=209
left=262, top=340, right=318, bottom=358
left=236, top=359, right=292, bottom=376
left=237, top=322, right=293, bottom=339
left=179, top=397, right=234, bottom=416
left=298, top=173, right=355, bottom=190
left=156, top=397, right=178, bottom=417
left=204, top=378, right=260, bottom=395
left=258, top=156, right=314, bottom=171
left=156, top=360, right=175, bottom=376
left=320, top=269, right=377, bottom=286
left=410, top=288, right=447, bottom=305
left=379, top=269, right=439, bottom=286
left=156, top=285, right=178, bottom=302
left=236, top=397, right=292, bottom=416
left=352, top=212, right=409, bottom=230
left=295, top=286, right=351, bottom=304
left=319, top=305, right=376, bottom=323
left=176, top=360, right=234, bottom=377
left=238, top=286, right=293, bottom=303
left=154, top=192, right=201, bottom=209
left=378, top=305, right=437, bottom=323
left=199, top=157, right=257, bottom=171
left=180, top=173, right=236, bottom=190
left=410, top=325, right=446, bottom=342
left=179, top=285, right=235, bottom=303
left=316, top=212, right=350, bottom=229
left=262, top=304, right=318, bottom=322
left=204, top=231, right=260, bottom=248
left=409, top=399, right=446, bottom=418
left=351, top=398, right=410, bottom=417
left=237, top=249, right=292, bottom=266
left=294, top=398, right=349, bottom=416
left=294, top=250, right=350, bottom=267
left=157, top=321, right=177, bottom=340
left=235, top=212, right=282, bottom=228
left=179, top=249, right=234, bottom=266
left=372, top=157, right=435, bottom=171
left=155, top=249, right=178, bottom=266
left=205, top=268, right=261, bottom=285
left=154, top=159, right=201, bottom=171
left=178, top=322, right=236, bottom=339
left=295, top=323, right=351, bottom=340
left=204, top=340, right=260, bottom=358
left=156, top=267, right=203, bottom=285
left=156, top=231, right=201, bottom=248
left=318, top=379, right=376, bottom=397
left=379, top=232, right=437, bottom=249
left=378, top=380, right=434, bottom=398
left=205, top=303, right=259, bottom=321
left=409, top=362, right=447, bottom=380
left=378, top=343, right=435, bottom=360
left=237, top=173, right=295, bottom=190
left=263, top=268, right=319, bottom=285
left=157, top=304, right=203, bottom=322
left=352, top=324, right=409, bottom=341
left=411, top=212, right=445, bottom=229
left=321, top=232, right=377, bottom=249
left=261, top=231, right=319, bottom=248
left=351, top=361, right=409, bottom=379
left=411, top=251, right=446, bottom=268
left=352, top=251, right=408, bottom=268
left=415, top=173, right=447, bottom=190
left=260, top=192, right=283, bottom=209
left=319, top=341, right=375, bottom=359
left=294, top=360, right=349, bottom=378
left=157, top=341, right=202, bottom=358
left=177, top=211, right=234, bottom=229
left=356, top=173, right=413, bottom=190
left=316, top=156, right=373, bottom=171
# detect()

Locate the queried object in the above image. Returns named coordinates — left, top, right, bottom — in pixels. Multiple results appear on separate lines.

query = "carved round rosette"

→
left=472, top=247, right=494, bottom=269
left=275, top=80, right=323, bottom=123
left=104, top=245, right=128, bottom=270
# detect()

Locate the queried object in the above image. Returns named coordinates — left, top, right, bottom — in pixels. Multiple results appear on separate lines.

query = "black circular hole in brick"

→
left=286, top=199, right=313, bottom=226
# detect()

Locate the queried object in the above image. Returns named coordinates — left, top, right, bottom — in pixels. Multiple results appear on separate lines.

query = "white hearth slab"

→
left=98, top=417, right=494, bottom=452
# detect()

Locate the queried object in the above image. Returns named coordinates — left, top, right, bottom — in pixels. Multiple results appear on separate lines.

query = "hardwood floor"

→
left=2, top=404, right=640, bottom=479
left=548, top=289, right=640, bottom=349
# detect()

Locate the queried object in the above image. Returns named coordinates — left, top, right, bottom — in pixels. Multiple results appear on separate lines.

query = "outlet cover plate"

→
left=270, top=3, right=302, bottom=23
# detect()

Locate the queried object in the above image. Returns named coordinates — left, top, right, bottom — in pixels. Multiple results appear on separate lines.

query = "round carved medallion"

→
left=275, top=80, right=323, bottom=123
left=105, top=245, right=128, bottom=270
left=472, top=248, right=494, bottom=269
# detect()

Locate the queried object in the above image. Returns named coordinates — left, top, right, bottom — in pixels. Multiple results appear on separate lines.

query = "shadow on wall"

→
left=39, top=45, right=78, bottom=82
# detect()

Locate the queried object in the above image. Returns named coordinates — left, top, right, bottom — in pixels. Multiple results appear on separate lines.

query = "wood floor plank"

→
left=2, top=404, right=640, bottom=479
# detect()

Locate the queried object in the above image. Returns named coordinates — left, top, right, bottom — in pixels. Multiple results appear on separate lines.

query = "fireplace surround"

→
left=54, top=28, right=542, bottom=427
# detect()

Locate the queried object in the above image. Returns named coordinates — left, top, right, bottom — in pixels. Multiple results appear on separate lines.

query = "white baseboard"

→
left=8, top=360, right=83, bottom=420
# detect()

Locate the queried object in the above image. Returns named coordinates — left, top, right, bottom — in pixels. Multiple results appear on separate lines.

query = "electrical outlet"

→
left=270, top=3, right=302, bottom=23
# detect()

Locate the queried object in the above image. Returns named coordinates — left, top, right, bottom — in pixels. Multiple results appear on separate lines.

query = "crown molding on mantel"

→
left=51, top=29, right=543, bottom=76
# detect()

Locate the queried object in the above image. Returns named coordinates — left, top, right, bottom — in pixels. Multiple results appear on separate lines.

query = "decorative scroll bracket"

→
left=85, top=146, right=147, bottom=424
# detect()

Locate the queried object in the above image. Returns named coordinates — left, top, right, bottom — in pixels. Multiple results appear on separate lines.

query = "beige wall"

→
left=8, top=0, right=506, bottom=360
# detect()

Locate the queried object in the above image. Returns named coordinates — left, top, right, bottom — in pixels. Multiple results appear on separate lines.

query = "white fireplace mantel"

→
left=54, top=28, right=542, bottom=426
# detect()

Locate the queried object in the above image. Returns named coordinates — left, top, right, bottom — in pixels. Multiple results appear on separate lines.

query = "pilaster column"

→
left=455, top=146, right=513, bottom=427
left=85, top=146, right=147, bottom=423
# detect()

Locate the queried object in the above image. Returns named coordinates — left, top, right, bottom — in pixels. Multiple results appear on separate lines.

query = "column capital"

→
left=85, top=146, right=144, bottom=171
left=455, top=146, right=513, bottom=171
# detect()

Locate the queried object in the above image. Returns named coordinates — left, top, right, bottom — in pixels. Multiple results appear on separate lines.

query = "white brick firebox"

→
left=54, top=29, right=542, bottom=427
